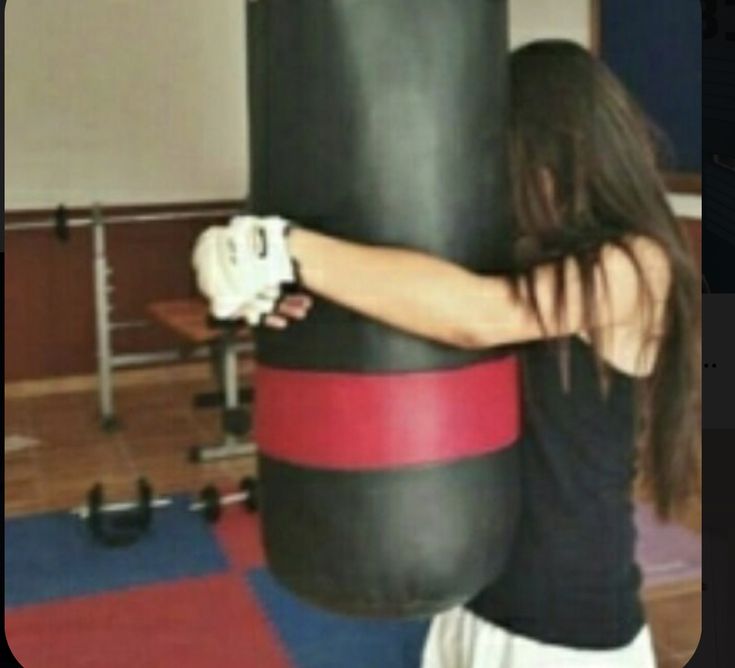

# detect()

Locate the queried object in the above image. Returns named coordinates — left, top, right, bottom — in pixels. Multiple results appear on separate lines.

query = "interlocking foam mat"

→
left=4, top=495, right=428, bottom=668
left=4, top=497, right=699, bottom=668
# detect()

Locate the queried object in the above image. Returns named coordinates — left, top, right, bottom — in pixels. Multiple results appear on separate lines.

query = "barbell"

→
left=191, top=477, right=259, bottom=522
left=72, top=477, right=259, bottom=546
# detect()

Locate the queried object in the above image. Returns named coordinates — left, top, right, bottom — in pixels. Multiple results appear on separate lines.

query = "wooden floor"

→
left=4, top=363, right=701, bottom=667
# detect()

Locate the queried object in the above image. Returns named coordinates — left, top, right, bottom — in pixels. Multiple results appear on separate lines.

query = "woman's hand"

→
left=262, top=293, right=314, bottom=329
left=192, top=215, right=297, bottom=322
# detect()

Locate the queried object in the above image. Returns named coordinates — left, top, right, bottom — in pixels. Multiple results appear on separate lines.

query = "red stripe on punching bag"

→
left=253, top=356, right=520, bottom=470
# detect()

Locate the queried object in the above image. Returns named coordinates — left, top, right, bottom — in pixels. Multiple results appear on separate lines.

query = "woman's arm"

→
left=287, top=228, right=671, bottom=349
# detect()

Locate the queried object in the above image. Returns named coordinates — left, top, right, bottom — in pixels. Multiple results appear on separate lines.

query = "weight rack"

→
left=5, top=202, right=254, bottom=430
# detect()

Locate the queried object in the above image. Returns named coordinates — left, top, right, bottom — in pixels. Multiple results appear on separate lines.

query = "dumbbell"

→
left=71, top=488, right=173, bottom=520
left=190, top=477, right=258, bottom=523
left=71, top=478, right=172, bottom=547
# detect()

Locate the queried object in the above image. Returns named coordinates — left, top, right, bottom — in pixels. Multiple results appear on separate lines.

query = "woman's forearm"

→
left=288, top=227, right=534, bottom=349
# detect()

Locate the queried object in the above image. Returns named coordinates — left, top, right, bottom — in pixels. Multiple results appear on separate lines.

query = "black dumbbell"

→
left=190, top=477, right=258, bottom=522
left=72, top=478, right=173, bottom=547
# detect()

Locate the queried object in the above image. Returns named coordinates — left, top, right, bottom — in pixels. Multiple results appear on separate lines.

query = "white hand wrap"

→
left=229, top=216, right=296, bottom=286
left=192, top=215, right=295, bottom=321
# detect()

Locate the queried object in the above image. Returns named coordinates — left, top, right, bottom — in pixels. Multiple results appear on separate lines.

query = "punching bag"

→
left=248, top=0, right=520, bottom=618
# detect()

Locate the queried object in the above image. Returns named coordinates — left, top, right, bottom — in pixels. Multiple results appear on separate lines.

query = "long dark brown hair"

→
left=507, top=40, right=700, bottom=521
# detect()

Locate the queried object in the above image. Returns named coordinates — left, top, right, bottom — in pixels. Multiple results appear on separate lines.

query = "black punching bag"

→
left=248, top=0, right=520, bottom=618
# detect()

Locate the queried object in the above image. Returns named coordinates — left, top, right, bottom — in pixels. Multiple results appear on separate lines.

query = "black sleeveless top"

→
left=467, top=337, right=645, bottom=649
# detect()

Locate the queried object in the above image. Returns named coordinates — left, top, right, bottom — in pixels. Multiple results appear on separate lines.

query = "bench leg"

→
left=189, top=332, right=257, bottom=463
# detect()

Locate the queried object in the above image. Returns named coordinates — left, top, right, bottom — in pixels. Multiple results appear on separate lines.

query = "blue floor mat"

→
left=5, top=495, right=229, bottom=608
left=247, top=568, right=430, bottom=668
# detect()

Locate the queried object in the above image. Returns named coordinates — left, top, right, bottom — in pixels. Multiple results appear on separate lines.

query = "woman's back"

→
left=467, top=337, right=645, bottom=649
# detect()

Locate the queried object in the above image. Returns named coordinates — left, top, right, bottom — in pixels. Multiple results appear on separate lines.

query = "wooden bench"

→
left=147, top=298, right=253, bottom=345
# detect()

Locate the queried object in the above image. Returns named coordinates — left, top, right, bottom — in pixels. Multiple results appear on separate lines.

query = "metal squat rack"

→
left=5, top=202, right=254, bottom=432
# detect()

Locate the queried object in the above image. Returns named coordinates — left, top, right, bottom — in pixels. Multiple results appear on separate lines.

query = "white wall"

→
left=4, top=0, right=248, bottom=208
left=4, top=0, right=700, bottom=219
left=510, top=0, right=592, bottom=49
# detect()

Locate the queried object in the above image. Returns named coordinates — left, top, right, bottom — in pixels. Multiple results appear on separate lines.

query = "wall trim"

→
left=4, top=199, right=246, bottom=226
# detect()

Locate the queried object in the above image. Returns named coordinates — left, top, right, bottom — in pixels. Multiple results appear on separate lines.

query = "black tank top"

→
left=467, top=337, right=645, bottom=649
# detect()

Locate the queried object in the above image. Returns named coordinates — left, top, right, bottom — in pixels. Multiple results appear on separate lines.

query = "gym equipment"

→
left=188, top=316, right=257, bottom=463
left=71, top=490, right=173, bottom=521
left=191, top=477, right=259, bottom=523
left=76, top=478, right=162, bottom=547
left=146, top=300, right=257, bottom=463
left=248, top=0, right=520, bottom=617
left=72, top=476, right=258, bottom=537
left=5, top=202, right=252, bottom=431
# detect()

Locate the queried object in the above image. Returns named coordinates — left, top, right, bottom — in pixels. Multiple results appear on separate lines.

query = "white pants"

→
left=421, top=607, right=657, bottom=668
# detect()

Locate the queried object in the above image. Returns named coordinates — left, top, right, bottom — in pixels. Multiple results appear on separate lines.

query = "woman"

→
left=195, top=40, right=700, bottom=666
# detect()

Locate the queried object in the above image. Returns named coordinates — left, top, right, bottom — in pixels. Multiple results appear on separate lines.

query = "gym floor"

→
left=4, top=362, right=701, bottom=668
left=4, top=362, right=256, bottom=517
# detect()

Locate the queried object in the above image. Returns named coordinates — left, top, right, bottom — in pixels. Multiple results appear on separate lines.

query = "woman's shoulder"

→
left=599, top=234, right=672, bottom=299
left=582, top=235, right=672, bottom=378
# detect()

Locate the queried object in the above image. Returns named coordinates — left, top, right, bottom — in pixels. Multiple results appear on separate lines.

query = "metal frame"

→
left=6, top=202, right=253, bottom=431
left=190, top=328, right=257, bottom=462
